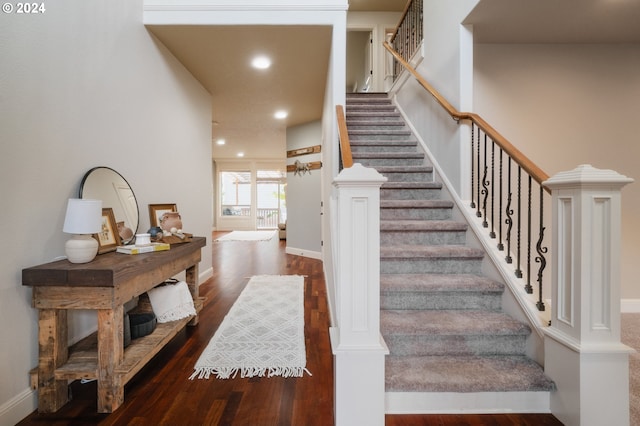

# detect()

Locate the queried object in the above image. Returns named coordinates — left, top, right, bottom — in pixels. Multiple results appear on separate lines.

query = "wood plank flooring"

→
left=18, top=232, right=563, bottom=425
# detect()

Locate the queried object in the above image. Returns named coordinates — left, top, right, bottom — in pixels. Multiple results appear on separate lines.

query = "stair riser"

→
left=379, top=171, right=432, bottom=182
left=381, top=292, right=502, bottom=311
left=381, top=231, right=466, bottom=246
left=381, top=258, right=483, bottom=275
left=350, top=144, right=418, bottom=154
left=346, top=100, right=392, bottom=106
left=380, top=208, right=451, bottom=220
left=349, top=132, right=413, bottom=141
left=380, top=188, right=441, bottom=200
left=383, top=335, right=528, bottom=357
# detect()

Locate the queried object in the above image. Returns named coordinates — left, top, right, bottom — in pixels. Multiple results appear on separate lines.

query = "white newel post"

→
left=330, top=163, right=389, bottom=426
left=543, top=164, right=634, bottom=426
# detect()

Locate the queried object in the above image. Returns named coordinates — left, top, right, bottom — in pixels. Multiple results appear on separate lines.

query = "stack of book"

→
left=116, top=242, right=170, bottom=255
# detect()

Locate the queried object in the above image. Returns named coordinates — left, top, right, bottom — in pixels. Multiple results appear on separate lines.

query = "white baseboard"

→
left=622, top=299, right=640, bottom=313
left=199, top=266, right=213, bottom=285
left=0, top=387, right=36, bottom=426
left=386, top=391, right=550, bottom=414
left=285, top=246, right=322, bottom=260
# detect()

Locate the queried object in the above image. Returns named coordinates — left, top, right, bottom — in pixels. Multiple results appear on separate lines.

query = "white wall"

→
left=474, top=43, right=640, bottom=299
left=0, top=1, right=213, bottom=423
left=286, top=122, right=323, bottom=258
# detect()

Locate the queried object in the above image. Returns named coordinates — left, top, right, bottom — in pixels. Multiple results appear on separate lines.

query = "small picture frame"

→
left=149, top=203, right=178, bottom=228
left=95, top=208, right=121, bottom=254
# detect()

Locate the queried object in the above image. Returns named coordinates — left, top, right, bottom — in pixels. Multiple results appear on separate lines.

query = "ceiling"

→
left=147, top=0, right=640, bottom=161
left=147, top=0, right=407, bottom=160
left=465, top=0, right=640, bottom=44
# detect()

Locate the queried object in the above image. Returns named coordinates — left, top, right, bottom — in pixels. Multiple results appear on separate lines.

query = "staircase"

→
left=345, top=92, right=554, bottom=412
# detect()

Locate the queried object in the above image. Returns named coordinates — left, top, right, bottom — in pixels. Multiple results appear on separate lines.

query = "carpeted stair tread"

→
left=346, top=105, right=397, bottom=112
left=375, top=165, right=432, bottom=172
left=349, top=129, right=413, bottom=136
left=380, top=220, right=467, bottom=232
left=346, top=119, right=406, bottom=126
left=380, top=273, right=503, bottom=293
left=353, top=152, right=424, bottom=159
left=380, top=199, right=453, bottom=209
left=380, top=310, right=530, bottom=336
left=381, top=245, right=484, bottom=259
left=350, top=141, right=418, bottom=147
left=385, top=355, right=555, bottom=392
left=346, top=111, right=401, bottom=118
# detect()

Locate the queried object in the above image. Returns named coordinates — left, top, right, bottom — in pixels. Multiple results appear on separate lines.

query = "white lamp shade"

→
left=63, top=198, right=102, bottom=234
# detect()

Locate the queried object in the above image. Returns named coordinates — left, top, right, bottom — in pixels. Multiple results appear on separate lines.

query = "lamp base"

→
left=65, top=234, right=99, bottom=263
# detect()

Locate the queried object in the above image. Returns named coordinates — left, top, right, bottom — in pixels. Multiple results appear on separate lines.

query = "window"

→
left=220, top=171, right=251, bottom=216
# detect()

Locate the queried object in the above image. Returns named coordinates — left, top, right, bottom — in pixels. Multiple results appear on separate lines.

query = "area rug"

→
left=190, top=275, right=311, bottom=379
left=214, top=230, right=276, bottom=242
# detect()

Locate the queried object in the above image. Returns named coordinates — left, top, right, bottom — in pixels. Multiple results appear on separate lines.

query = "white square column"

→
left=543, top=164, right=634, bottom=426
left=330, top=164, right=389, bottom=426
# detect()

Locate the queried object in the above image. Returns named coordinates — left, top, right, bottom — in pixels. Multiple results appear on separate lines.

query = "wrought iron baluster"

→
left=498, top=149, right=504, bottom=250
left=505, top=158, right=513, bottom=264
left=481, top=135, right=489, bottom=227
left=535, top=187, right=547, bottom=311
left=476, top=128, right=482, bottom=217
left=470, top=124, right=475, bottom=209
left=490, top=140, right=496, bottom=238
left=515, top=166, right=523, bottom=278
left=524, top=176, right=533, bottom=294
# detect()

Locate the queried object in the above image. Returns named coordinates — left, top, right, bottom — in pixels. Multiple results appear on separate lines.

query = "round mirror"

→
left=79, top=167, right=139, bottom=245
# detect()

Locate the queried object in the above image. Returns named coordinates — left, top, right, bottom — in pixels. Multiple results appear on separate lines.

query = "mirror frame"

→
left=79, top=166, right=139, bottom=245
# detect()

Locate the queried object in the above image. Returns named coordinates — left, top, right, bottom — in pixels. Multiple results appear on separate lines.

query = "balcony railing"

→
left=257, top=208, right=280, bottom=229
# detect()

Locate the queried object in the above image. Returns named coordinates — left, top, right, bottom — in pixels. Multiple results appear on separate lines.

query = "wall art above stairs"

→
left=345, top=92, right=555, bottom=412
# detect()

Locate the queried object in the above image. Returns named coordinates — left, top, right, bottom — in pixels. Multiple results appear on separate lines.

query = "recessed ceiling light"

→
left=274, top=110, right=288, bottom=119
left=216, top=139, right=226, bottom=145
left=251, top=56, right=271, bottom=70
left=237, top=152, right=245, bottom=157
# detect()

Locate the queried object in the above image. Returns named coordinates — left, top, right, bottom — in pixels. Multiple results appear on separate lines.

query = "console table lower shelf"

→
left=35, top=298, right=204, bottom=385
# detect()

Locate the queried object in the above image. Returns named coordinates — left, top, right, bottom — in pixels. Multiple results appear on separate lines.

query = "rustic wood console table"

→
left=22, top=236, right=206, bottom=413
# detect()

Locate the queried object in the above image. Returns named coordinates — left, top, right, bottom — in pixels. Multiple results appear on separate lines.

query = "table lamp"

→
left=63, top=198, right=102, bottom=263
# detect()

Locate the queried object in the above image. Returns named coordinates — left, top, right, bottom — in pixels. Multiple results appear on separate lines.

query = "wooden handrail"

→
left=383, top=41, right=550, bottom=187
left=336, top=105, right=353, bottom=168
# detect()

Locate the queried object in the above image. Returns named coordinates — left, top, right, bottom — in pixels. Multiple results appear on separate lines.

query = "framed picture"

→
left=95, top=208, right=121, bottom=254
left=149, top=203, right=177, bottom=228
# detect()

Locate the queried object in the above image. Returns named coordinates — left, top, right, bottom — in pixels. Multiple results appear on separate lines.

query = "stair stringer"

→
left=393, top=99, right=550, bottom=363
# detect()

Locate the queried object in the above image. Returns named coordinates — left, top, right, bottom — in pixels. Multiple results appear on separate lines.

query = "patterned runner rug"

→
left=190, top=275, right=310, bottom=379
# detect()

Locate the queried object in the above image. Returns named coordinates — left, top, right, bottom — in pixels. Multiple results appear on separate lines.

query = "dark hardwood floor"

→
left=18, top=232, right=563, bottom=425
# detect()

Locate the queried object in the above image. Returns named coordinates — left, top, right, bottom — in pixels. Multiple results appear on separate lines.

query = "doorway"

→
left=256, top=170, right=287, bottom=229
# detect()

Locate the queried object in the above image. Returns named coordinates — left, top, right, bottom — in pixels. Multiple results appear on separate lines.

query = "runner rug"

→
left=190, top=275, right=310, bottom=379
left=214, top=230, right=276, bottom=242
